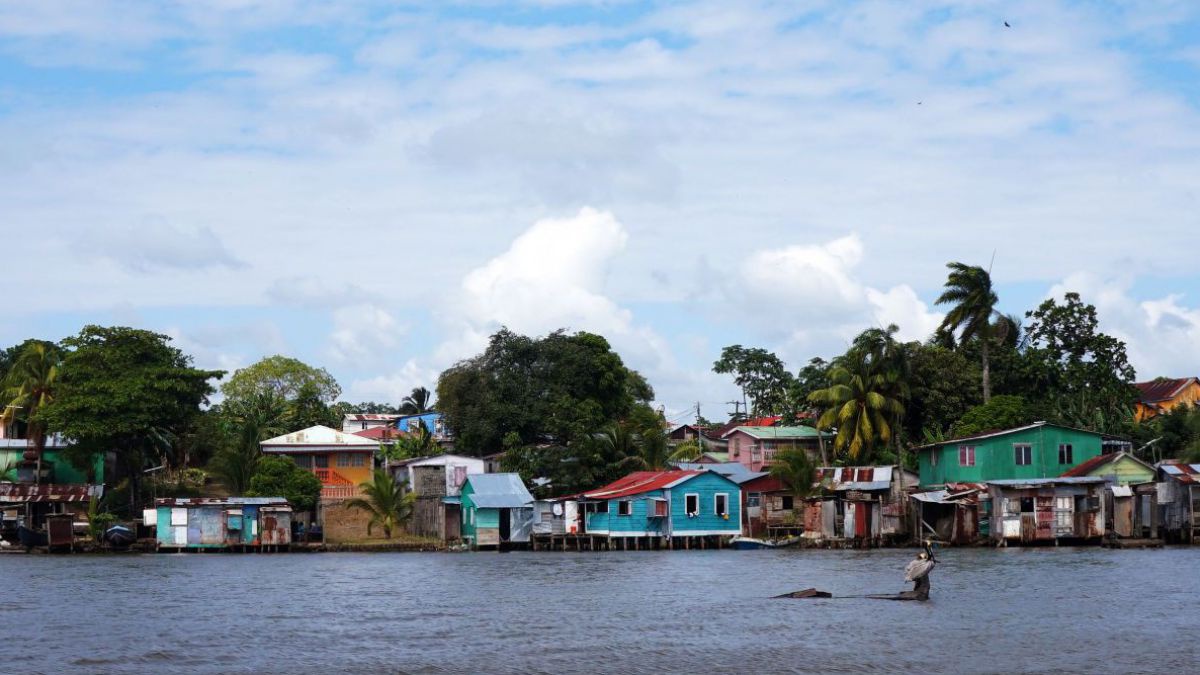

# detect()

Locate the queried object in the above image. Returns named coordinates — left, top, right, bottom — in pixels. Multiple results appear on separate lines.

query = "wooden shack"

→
left=1157, top=462, right=1200, bottom=543
left=986, top=477, right=1106, bottom=545
left=911, top=482, right=987, bottom=545
left=153, top=497, right=292, bottom=551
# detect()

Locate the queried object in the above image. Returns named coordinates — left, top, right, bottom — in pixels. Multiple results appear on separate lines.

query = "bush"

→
left=951, top=395, right=1032, bottom=437
left=246, top=455, right=322, bottom=512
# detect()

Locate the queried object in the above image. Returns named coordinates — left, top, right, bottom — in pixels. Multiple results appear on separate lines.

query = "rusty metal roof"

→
left=1160, top=463, right=1200, bottom=484
left=0, top=483, right=103, bottom=502
left=1134, top=377, right=1198, bottom=404
left=154, top=497, right=289, bottom=506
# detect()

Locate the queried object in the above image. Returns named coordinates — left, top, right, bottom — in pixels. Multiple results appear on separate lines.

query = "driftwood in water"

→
left=773, top=588, right=832, bottom=599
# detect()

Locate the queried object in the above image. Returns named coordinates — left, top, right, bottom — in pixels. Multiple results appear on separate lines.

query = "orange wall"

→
left=1137, top=381, right=1200, bottom=421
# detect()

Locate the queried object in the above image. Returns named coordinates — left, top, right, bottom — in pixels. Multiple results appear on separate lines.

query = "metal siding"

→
left=668, top=472, right=741, bottom=535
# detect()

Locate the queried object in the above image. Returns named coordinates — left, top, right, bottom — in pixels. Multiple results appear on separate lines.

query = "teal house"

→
left=0, top=436, right=106, bottom=484
left=153, top=497, right=292, bottom=550
left=581, top=470, right=742, bottom=542
left=915, top=422, right=1129, bottom=488
left=458, top=473, right=534, bottom=549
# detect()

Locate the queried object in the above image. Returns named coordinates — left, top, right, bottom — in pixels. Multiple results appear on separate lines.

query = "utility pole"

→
left=726, top=400, right=743, bottom=421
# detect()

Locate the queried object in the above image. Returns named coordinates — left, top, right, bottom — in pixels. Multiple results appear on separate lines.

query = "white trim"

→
left=714, top=492, right=729, bottom=518
left=684, top=492, right=700, bottom=517
left=617, top=499, right=633, bottom=516
left=604, top=531, right=668, bottom=537
left=671, top=529, right=741, bottom=536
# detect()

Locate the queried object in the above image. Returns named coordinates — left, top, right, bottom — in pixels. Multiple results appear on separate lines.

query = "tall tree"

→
left=344, top=470, right=416, bottom=539
left=221, top=356, right=341, bottom=404
left=807, top=352, right=904, bottom=462
left=713, top=345, right=794, bottom=417
left=209, top=391, right=291, bottom=494
left=770, top=447, right=817, bottom=501
left=935, top=262, right=1003, bottom=402
left=39, top=326, right=222, bottom=514
left=0, top=341, right=62, bottom=481
left=399, top=387, right=434, bottom=415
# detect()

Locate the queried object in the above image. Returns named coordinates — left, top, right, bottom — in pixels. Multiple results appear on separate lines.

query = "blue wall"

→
left=395, top=412, right=444, bottom=435
left=585, top=472, right=742, bottom=537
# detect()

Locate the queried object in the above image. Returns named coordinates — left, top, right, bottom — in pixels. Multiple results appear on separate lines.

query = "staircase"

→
left=313, top=469, right=358, bottom=499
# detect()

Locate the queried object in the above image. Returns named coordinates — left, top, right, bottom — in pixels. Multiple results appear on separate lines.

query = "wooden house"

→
left=1134, top=377, right=1200, bottom=421
left=801, top=466, right=918, bottom=545
left=985, top=477, right=1106, bottom=545
left=580, top=470, right=742, bottom=547
left=911, top=482, right=988, bottom=545
left=1157, top=462, right=1200, bottom=544
left=152, top=497, right=292, bottom=551
left=457, top=473, right=535, bottom=549
left=721, top=426, right=829, bottom=472
left=1062, top=451, right=1158, bottom=539
left=390, top=454, right=484, bottom=541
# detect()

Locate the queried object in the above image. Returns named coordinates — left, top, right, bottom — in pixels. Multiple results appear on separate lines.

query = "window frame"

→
left=780, top=495, right=795, bottom=511
left=1014, top=443, right=1032, bottom=466
left=684, top=493, right=700, bottom=516
left=958, top=445, right=976, bottom=467
left=714, top=493, right=729, bottom=518
left=1058, top=443, right=1074, bottom=465
left=747, top=492, right=762, bottom=508
left=617, top=500, right=632, bottom=516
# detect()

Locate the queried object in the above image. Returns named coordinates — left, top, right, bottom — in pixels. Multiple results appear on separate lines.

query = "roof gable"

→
left=1061, top=451, right=1155, bottom=478
left=913, top=422, right=1113, bottom=450
left=261, top=425, right=378, bottom=448
left=722, top=425, right=828, bottom=440
left=1135, top=377, right=1198, bottom=404
left=463, top=473, right=534, bottom=507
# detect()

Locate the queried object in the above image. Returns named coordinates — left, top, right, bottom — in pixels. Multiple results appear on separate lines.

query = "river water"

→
left=1, top=547, right=1195, bottom=674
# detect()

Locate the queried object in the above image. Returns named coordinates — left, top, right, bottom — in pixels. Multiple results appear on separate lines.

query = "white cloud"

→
left=346, top=358, right=439, bottom=404
left=78, top=220, right=244, bottom=273
left=328, top=304, right=404, bottom=364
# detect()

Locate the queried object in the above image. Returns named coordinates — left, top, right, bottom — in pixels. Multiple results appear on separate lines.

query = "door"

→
left=499, top=509, right=511, bottom=542
left=855, top=502, right=871, bottom=538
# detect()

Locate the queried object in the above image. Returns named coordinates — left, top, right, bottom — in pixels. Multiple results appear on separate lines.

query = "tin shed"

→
left=459, top=473, right=535, bottom=549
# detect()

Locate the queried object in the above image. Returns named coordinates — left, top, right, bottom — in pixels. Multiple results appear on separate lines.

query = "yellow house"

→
left=259, top=425, right=376, bottom=499
left=1134, top=377, right=1200, bottom=422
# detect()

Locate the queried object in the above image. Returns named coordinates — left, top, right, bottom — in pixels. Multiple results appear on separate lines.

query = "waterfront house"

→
left=0, top=482, right=104, bottom=546
left=260, top=425, right=376, bottom=500
left=390, top=454, right=484, bottom=541
left=580, top=470, right=742, bottom=546
left=985, top=477, right=1106, bottom=544
left=915, top=422, right=1130, bottom=488
left=342, top=413, right=403, bottom=433
left=801, top=466, right=918, bottom=544
left=911, top=482, right=988, bottom=545
left=0, top=434, right=107, bottom=485
left=722, top=426, right=830, bottom=471
left=1156, top=462, right=1200, bottom=543
left=1134, top=377, right=1200, bottom=421
left=457, top=473, right=535, bottom=549
left=1062, top=451, right=1158, bottom=538
left=151, top=497, right=292, bottom=551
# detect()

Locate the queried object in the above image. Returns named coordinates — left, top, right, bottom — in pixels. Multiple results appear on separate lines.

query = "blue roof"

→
left=465, top=473, right=534, bottom=508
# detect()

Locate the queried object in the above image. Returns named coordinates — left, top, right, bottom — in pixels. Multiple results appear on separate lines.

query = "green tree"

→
left=770, top=447, right=817, bottom=500
left=38, top=326, right=222, bottom=515
left=287, top=381, right=340, bottom=429
left=636, top=426, right=671, bottom=471
left=951, top=395, right=1032, bottom=437
left=904, top=343, right=982, bottom=441
left=713, top=345, right=794, bottom=417
left=400, top=387, right=434, bottom=415
left=209, top=391, right=291, bottom=494
left=1022, top=292, right=1137, bottom=425
left=668, top=439, right=704, bottom=462
left=1, top=341, right=62, bottom=481
left=344, top=469, right=416, bottom=539
left=935, top=262, right=1006, bottom=402
left=808, top=352, right=904, bottom=462
left=221, top=356, right=341, bottom=404
left=246, top=455, right=323, bottom=512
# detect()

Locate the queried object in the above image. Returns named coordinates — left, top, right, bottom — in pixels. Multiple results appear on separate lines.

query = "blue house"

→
left=580, top=470, right=742, bottom=546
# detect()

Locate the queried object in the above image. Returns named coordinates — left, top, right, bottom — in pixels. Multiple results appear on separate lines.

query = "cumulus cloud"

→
left=266, top=276, right=377, bottom=309
left=328, top=303, right=404, bottom=363
left=346, top=358, right=440, bottom=404
left=79, top=220, right=244, bottom=274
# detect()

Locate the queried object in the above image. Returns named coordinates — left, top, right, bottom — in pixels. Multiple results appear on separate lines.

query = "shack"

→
left=0, top=483, right=103, bottom=550
left=533, top=497, right=583, bottom=537
left=911, top=482, right=988, bottom=545
left=457, top=473, right=535, bottom=549
left=802, top=466, right=917, bottom=545
left=1061, top=451, right=1158, bottom=539
left=580, top=470, right=742, bottom=549
left=152, top=497, right=292, bottom=551
left=986, top=477, right=1106, bottom=545
left=391, top=454, right=483, bottom=541
left=1157, top=462, right=1200, bottom=544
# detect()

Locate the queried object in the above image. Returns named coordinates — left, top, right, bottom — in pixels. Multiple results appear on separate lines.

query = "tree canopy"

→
left=247, top=455, right=323, bottom=512
left=713, top=345, right=793, bottom=417
left=221, top=355, right=341, bottom=404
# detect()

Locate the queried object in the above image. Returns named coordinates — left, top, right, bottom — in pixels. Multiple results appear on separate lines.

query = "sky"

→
left=2, top=0, right=1200, bottom=424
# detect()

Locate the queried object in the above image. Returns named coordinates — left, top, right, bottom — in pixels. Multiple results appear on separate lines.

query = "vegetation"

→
left=400, top=386, right=434, bottom=415
left=770, top=447, right=817, bottom=500
left=935, top=262, right=1004, bottom=402
left=247, top=455, right=323, bottom=512
left=808, top=352, right=904, bottom=462
left=221, top=355, right=341, bottom=405
left=713, top=346, right=792, bottom=417
left=951, top=395, right=1033, bottom=438
left=0, top=340, right=62, bottom=480
left=344, top=469, right=416, bottom=539
left=208, top=391, right=291, bottom=494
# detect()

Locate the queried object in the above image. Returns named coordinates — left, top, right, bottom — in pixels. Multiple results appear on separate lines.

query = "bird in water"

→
left=903, top=540, right=937, bottom=601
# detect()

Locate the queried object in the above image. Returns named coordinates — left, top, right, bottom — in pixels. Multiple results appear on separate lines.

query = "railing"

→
left=321, top=485, right=358, bottom=499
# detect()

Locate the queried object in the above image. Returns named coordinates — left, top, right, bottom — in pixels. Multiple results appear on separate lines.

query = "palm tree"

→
left=596, top=423, right=644, bottom=474
left=637, top=427, right=671, bottom=471
left=1, top=342, right=62, bottom=482
left=935, top=262, right=1001, bottom=402
left=400, top=387, right=433, bottom=415
left=344, top=469, right=416, bottom=539
left=210, top=392, right=290, bottom=494
left=770, top=447, right=817, bottom=501
left=668, top=439, right=704, bottom=462
left=807, top=354, right=904, bottom=462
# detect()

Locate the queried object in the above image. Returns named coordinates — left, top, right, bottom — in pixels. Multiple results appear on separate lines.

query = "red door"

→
left=855, top=502, right=871, bottom=538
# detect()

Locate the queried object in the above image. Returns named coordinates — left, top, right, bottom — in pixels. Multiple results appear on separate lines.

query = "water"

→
left=0, top=547, right=1195, bottom=674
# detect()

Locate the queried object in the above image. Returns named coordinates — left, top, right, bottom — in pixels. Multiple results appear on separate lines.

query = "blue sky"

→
left=3, top=1, right=1200, bottom=419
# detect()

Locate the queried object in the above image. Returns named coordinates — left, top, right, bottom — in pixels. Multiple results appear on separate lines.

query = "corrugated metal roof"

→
left=1134, top=377, right=1197, bottom=404
left=986, top=477, right=1107, bottom=487
left=911, top=422, right=1127, bottom=450
left=674, top=461, right=755, bottom=482
left=1160, top=463, right=1200, bottom=484
left=0, top=483, right=103, bottom=502
left=464, top=473, right=533, bottom=507
left=352, top=427, right=410, bottom=441
left=583, top=471, right=703, bottom=500
left=155, top=497, right=289, bottom=506
left=722, top=425, right=830, bottom=440
left=261, top=425, right=379, bottom=449
left=817, top=466, right=905, bottom=492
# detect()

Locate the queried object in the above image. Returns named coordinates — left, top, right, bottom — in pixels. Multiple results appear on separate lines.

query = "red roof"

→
left=1135, top=377, right=1197, bottom=404
left=583, top=471, right=701, bottom=500
left=352, top=427, right=409, bottom=441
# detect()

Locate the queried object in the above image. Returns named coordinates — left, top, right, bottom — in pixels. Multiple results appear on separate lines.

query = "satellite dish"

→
left=552, top=503, right=563, bottom=516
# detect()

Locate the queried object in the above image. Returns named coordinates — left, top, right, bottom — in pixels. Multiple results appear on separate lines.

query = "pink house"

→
left=722, top=425, right=830, bottom=471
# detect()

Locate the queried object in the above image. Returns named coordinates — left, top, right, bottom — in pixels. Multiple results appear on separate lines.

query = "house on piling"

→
left=1061, top=451, right=1158, bottom=539
left=579, top=470, right=742, bottom=547
left=456, top=473, right=535, bottom=549
left=151, top=497, right=292, bottom=551
left=985, top=477, right=1106, bottom=545
left=1156, top=462, right=1200, bottom=544
left=801, top=466, right=917, bottom=545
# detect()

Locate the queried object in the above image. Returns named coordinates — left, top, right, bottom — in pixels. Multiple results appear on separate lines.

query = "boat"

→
left=731, top=535, right=802, bottom=550
left=103, top=525, right=136, bottom=548
left=17, top=525, right=47, bottom=549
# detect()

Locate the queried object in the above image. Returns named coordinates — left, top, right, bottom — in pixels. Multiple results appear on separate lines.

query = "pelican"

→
left=903, top=540, right=937, bottom=600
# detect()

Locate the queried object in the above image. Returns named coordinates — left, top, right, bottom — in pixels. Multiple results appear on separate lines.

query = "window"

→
left=453, top=465, right=467, bottom=487
left=714, top=493, right=729, bottom=518
left=292, top=454, right=312, bottom=469
left=469, top=508, right=474, bottom=525
left=1058, top=444, right=1073, bottom=465
left=1014, top=444, right=1032, bottom=466
left=617, top=500, right=632, bottom=516
left=407, top=419, right=420, bottom=432
left=336, top=454, right=351, bottom=468
left=650, top=499, right=668, bottom=517
left=685, top=493, right=700, bottom=516
left=732, top=438, right=740, bottom=458
left=781, top=495, right=794, bottom=511
left=595, top=501, right=609, bottom=514
left=314, top=454, right=329, bottom=469
left=958, top=445, right=976, bottom=467
left=747, top=492, right=762, bottom=508
left=930, top=450, right=938, bottom=467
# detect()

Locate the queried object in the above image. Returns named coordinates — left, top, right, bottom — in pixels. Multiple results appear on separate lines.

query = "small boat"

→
left=17, top=525, right=47, bottom=549
left=103, top=525, right=136, bottom=548
left=731, top=535, right=803, bottom=550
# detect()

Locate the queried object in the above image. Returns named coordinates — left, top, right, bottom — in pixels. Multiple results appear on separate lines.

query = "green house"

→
left=0, top=441, right=106, bottom=484
left=915, top=422, right=1127, bottom=488
left=458, top=473, right=534, bottom=549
